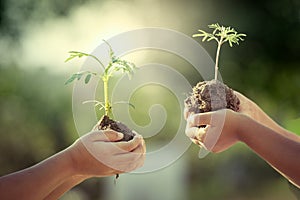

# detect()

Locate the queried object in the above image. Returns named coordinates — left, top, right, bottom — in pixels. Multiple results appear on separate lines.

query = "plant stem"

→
left=89, top=54, right=106, bottom=71
left=214, top=37, right=223, bottom=81
left=102, top=76, right=111, bottom=117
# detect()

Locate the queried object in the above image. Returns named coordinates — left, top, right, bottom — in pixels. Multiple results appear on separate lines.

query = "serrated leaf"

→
left=66, top=51, right=90, bottom=62
left=112, top=55, right=118, bottom=63
left=207, top=37, right=215, bottom=41
left=192, top=33, right=204, bottom=38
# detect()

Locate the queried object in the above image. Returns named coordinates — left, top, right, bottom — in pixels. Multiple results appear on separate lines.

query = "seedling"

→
left=65, top=40, right=136, bottom=118
left=192, top=23, right=246, bottom=80
left=65, top=40, right=137, bottom=181
left=185, top=23, right=246, bottom=114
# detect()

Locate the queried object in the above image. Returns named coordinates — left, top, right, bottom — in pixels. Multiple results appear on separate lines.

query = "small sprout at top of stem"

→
left=192, top=23, right=246, bottom=80
left=193, top=23, right=246, bottom=47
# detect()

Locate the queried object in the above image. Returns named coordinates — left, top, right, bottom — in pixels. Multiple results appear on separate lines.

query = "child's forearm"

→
left=0, top=149, right=74, bottom=200
left=250, top=102, right=299, bottom=141
left=43, top=175, right=88, bottom=200
left=239, top=116, right=300, bottom=188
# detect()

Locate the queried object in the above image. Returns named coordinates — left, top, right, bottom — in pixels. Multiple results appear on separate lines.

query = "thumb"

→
left=101, top=130, right=124, bottom=142
left=86, top=130, right=124, bottom=142
left=188, top=112, right=212, bottom=127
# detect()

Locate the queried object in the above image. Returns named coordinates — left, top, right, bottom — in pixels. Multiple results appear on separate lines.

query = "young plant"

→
left=65, top=40, right=136, bottom=118
left=65, top=41, right=137, bottom=181
left=192, top=23, right=246, bottom=80
left=185, top=23, right=246, bottom=114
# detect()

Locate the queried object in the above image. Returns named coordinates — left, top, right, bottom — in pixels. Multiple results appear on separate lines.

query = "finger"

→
left=121, top=140, right=146, bottom=154
left=185, top=126, right=207, bottom=141
left=115, top=144, right=145, bottom=163
left=113, top=162, right=140, bottom=173
left=115, top=134, right=143, bottom=152
left=131, top=143, right=145, bottom=155
left=135, top=135, right=146, bottom=153
left=185, top=127, right=198, bottom=139
left=108, top=147, right=145, bottom=172
left=184, top=107, right=189, bottom=120
left=188, top=109, right=227, bottom=128
left=190, top=138, right=206, bottom=149
left=102, top=130, right=124, bottom=142
left=187, top=112, right=213, bottom=127
left=141, top=138, right=146, bottom=154
left=87, top=130, right=123, bottom=142
left=234, top=91, right=247, bottom=101
left=130, top=146, right=146, bottom=169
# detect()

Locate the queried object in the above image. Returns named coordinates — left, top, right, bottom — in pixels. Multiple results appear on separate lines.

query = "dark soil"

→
left=185, top=80, right=240, bottom=114
left=94, top=115, right=135, bottom=141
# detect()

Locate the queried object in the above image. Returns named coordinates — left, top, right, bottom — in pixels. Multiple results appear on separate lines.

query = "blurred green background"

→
left=0, top=0, right=299, bottom=199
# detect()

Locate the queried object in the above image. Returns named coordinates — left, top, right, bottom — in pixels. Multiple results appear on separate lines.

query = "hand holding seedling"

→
left=0, top=130, right=146, bottom=200
left=65, top=40, right=137, bottom=140
left=185, top=108, right=242, bottom=152
left=184, top=90, right=300, bottom=188
left=65, top=40, right=142, bottom=180
left=69, top=130, right=145, bottom=177
left=184, top=23, right=245, bottom=155
left=184, top=92, right=272, bottom=152
left=185, top=23, right=245, bottom=116
left=0, top=40, right=145, bottom=200
left=185, top=24, right=300, bottom=189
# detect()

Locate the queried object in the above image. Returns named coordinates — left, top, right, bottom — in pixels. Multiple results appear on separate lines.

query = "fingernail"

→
left=136, top=134, right=143, bottom=139
left=117, top=132, right=124, bottom=138
left=132, top=131, right=141, bottom=138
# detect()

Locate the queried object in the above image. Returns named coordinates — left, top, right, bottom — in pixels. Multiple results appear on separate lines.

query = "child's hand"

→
left=68, top=130, right=146, bottom=177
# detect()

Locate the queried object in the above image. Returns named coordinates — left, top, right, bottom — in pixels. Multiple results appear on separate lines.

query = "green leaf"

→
left=103, top=40, right=115, bottom=60
left=106, top=58, right=136, bottom=80
left=77, top=73, right=84, bottom=80
left=65, top=40, right=137, bottom=114
left=82, top=100, right=106, bottom=111
left=192, top=33, right=204, bottom=38
left=65, top=74, right=77, bottom=85
left=207, top=37, right=215, bottom=41
left=208, top=23, right=220, bottom=30
left=85, top=74, right=92, bottom=84
left=114, top=101, right=136, bottom=109
left=65, top=71, right=97, bottom=85
left=65, top=51, right=90, bottom=63
left=65, top=51, right=105, bottom=70
left=65, top=55, right=76, bottom=63
left=192, top=23, right=246, bottom=81
left=194, top=23, right=246, bottom=47
left=112, top=55, right=118, bottom=63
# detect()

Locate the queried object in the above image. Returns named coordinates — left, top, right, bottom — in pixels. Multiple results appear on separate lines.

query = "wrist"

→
left=59, top=146, right=78, bottom=178
left=65, top=140, right=92, bottom=179
left=60, top=147, right=91, bottom=182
